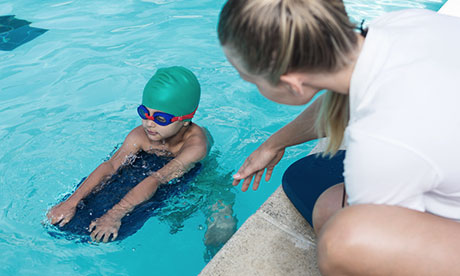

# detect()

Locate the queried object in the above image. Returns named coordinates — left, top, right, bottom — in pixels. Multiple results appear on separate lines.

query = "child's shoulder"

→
left=187, top=123, right=209, bottom=139
left=186, top=123, right=214, bottom=153
left=125, top=125, right=150, bottom=144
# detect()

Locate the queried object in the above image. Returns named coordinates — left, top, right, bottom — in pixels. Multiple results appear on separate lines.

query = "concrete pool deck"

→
left=200, top=1, right=460, bottom=275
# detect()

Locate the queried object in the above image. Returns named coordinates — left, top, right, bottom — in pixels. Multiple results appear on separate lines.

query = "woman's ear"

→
left=279, top=73, right=304, bottom=95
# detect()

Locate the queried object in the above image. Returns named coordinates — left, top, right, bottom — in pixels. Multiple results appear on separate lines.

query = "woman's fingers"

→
left=241, top=175, right=254, bottom=192
left=234, top=159, right=269, bottom=191
left=233, top=147, right=285, bottom=191
left=232, top=165, right=249, bottom=187
left=235, top=152, right=263, bottom=179
left=232, top=177, right=241, bottom=187
left=265, top=167, right=274, bottom=182
left=253, top=170, right=265, bottom=191
left=233, top=164, right=250, bottom=181
left=233, top=158, right=259, bottom=189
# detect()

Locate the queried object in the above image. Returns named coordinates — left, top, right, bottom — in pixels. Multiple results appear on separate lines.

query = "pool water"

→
left=0, top=0, right=446, bottom=275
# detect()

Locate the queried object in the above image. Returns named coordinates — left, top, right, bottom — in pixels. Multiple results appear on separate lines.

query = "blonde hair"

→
left=218, top=0, right=356, bottom=155
left=316, top=91, right=349, bottom=155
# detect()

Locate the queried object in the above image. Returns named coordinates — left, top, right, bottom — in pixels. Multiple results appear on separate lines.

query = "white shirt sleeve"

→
left=344, top=130, right=439, bottom=212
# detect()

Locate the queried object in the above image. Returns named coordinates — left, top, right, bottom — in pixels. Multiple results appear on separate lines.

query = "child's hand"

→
left=46, top=201, right=77, bottom=227
left=88, top=212, right=122, bottom=243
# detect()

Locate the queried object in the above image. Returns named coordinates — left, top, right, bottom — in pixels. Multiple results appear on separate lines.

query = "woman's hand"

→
left=233, top=142, right=285, bottom=192
left=46, top=201, right=77, bottom=227
left=89, top=211, right=123, bottom=243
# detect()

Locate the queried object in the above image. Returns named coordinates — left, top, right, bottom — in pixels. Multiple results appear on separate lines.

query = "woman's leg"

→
left=317, top=204, right=460, bottom=276
left=312, top=183, right=346, bottom=233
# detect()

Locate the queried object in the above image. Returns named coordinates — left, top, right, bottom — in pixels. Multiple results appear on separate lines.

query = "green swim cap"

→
left=142, top=66, right=201, bottom=121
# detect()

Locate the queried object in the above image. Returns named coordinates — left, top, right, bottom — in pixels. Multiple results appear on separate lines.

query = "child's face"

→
left=141, top=106, right=187, bottom=141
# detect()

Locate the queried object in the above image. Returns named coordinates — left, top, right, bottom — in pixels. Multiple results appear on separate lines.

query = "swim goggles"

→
left=137, top=105, right=196, bottom=126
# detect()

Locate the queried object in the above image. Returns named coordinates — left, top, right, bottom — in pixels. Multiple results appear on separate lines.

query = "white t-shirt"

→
left=345, top=9, right=460, bottom=221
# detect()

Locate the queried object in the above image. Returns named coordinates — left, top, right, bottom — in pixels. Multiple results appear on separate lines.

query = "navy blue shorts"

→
left=282, top=150, right=345, bottom=226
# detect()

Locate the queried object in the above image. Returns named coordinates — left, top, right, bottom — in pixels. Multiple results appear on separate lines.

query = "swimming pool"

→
left=0, top=0, right=446, bottom=275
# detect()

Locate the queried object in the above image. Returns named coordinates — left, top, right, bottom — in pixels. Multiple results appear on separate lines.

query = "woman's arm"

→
left=266, top=94, right=324, bottom=151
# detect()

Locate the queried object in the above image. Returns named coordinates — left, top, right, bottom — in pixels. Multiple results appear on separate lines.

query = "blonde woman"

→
left=218, top=0, right=460, bottom=275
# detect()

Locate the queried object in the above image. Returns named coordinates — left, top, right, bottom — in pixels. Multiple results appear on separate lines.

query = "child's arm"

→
left=47, top=129, right=141, bottom=226
left=89, top=130, right=208, bottom=242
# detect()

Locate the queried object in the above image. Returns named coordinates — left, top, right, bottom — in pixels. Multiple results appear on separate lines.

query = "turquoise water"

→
left=0, top=0, right=446, bottom=275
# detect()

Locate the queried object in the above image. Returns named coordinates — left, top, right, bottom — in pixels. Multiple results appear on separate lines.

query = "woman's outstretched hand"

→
left=232, top=143, right=285, bottom=192
left=46, top=201, right=77, bottom=227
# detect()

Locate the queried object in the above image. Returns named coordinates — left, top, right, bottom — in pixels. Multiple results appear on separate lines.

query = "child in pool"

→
left=47, top=66, right=210, bottom=243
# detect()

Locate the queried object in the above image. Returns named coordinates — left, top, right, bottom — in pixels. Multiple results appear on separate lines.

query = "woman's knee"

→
left=317, top=204, right=460, bottom=275
left=316, top=204, right=378, bottom=275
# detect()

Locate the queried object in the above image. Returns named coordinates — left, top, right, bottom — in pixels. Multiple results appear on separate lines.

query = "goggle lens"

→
left=137, top=104, right=196, bottom=126
left=137, top=105, right=174, bottom=126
